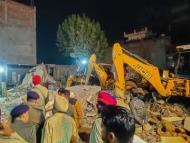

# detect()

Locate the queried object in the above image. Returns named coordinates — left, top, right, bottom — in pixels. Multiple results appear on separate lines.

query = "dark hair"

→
left=58, top=88, right=70, bottom=96
left=58, top=88, right=64, bottom=93
left=101, top=105, right=135, bottom=143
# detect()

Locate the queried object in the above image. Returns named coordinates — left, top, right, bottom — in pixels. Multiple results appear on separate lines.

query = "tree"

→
left=56, top=14, right=108, bottom=61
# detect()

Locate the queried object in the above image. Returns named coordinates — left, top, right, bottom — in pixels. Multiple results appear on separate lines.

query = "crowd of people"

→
left=0, top=74, right=146, bottom=143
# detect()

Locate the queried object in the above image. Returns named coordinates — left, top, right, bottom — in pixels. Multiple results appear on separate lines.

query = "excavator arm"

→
left=85, top=54, right=109, bottom=87
left=112, top=43, right=168, bottom=99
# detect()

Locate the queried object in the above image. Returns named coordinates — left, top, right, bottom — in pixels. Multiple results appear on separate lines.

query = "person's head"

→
left=27, top=91, right=39, bottom=103
left=97, top=91, right=117, bottom=113
left=58, top=88, right=70, bottom=100
left=101, top=106, right=135, bottom=143
left=10, top=104, right=30, bottom=123
left=32, top=75, right=41, bottom=85
left=54, top=94, right=69, bottom=113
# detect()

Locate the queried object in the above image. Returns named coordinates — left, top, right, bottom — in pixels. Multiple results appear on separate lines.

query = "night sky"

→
left=15, top=0, right=190, bottom=64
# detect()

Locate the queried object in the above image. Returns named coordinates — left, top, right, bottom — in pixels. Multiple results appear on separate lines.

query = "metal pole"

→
left=4, top=0, right=7, bottom=24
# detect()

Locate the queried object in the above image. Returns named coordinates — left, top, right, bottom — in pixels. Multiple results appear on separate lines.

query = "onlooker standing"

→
left=0, top=119, right=27, bottom=143
left=101, top=105, right=135, bottom=143
left=58, top=88, right=83, bottom=128
left=27, top=91, right=44, bottom=143
left=89, top=91, right=117, bottom=143
left=27, top=91, right=44, bottom=129
left=32, top=75, right=48, bottom=107
left=41, top=94, right=80, bottom=143
left=32, top=75, right=52, bottom=119
left=11, top=104, right=36, bottom=143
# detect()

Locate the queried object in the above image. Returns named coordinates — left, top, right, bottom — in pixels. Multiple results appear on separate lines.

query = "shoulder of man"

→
left=23, top=122, right=36, bottom=131
left=93, top=117, right=102, bottom=129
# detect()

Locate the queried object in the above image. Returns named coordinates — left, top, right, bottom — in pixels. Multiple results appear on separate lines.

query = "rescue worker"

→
left=58, top=88, right=74, bottom=117
left=101, top=105, right=135, bottom=143
left=27, top=91, right=44, bottom=129
left=27, top=91, right=44, bottom=143
left=41, top=94, right=80, bottom=143
left=89, top=91, right=117, bottom=143
left=32, top=75, right=49, bottom=111
left=11, top=104, right=36, bottom=143
left=0, top=120, right=27, bottom=143
left=58, top=88, right=83, bottom=128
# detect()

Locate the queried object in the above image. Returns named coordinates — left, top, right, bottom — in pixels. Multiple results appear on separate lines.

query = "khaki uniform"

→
left=66, top=104, right=74, bottom=118
left=12, top=120, right=36, bottom=143
left=0, top=132, right=28, bottom=143
left=32, top=84, right=48, bottom=106
left=41, top=113, right=79, bottom=143
left=89, top=118, right=104, bottom=143
left=27, top=102, right=44, bottom=129
left=32, top=84, right=52, bottom=119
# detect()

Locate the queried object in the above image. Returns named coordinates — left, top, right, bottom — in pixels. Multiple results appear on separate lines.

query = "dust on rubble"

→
left=66, top=85, right=101, bottom=130
left=66, top=86, right=190, bottom=143
left=138, top=101, right=190, bottom=143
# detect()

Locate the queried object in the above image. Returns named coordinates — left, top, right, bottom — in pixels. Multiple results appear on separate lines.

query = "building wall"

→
left=124, top=36, right=173, bottom=69
left=46, top=64, right=77, bottom=83
left=0, top=0, right=36, bottom=64
left=103, top=36, right=174, bottom=69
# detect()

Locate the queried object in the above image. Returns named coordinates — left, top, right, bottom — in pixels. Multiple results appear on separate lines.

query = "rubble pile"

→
left=138, top=101, right=190, bottom=143
left=0, top=64, right=56, bottom=118
left=1, top=63, right=190, bottom=143
left=67, top=85, right=101, bottom=130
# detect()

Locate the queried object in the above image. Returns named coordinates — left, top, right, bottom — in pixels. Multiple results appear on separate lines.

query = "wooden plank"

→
left=184, top=117, right=190, bottom=131
left=161, top=137, right=187, bottom=143
left=162, top=117, right=183, bottom=122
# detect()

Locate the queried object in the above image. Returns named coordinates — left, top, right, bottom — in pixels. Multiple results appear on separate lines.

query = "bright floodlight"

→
left=0, top=66, right=4, bottom=73
left=81, top=60, right=87, bottom=65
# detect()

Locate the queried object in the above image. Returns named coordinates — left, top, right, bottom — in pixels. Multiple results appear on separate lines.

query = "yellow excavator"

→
left=65, top=74, right=85, bottom=88
left=85, top=54, right=113, bottom=89
left=65, top=54, right=112, bottom=88
left=112, top=43, right=190, bottom=99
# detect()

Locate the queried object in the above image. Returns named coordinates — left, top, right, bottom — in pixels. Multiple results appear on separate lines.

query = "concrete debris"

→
left=157, top=100, right=165, bottom=105
left=133, top=135, right=147, bottom=143
left=161, top=137, right=188, bottom=143
left=162, top=116, right=184, bottom=122
left=66, top=85, right=101, bottom=129
left=1, top=64, right=190, bottom=143
left=138, top=102, right=190, bottom=143
left=184, top=117, right=190, bottom=132
left=0, top=64, right=57, bottom=119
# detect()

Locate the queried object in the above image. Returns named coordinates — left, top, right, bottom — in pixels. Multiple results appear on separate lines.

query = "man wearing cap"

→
left=27, top=91, right=44, bottom=128
left=41, top=94, right=80, bottom=143
left=27, top=91, right=44, bottom=143
left=58, top=88, right=83, bottom=128
left=11, top=104, right=36, bottom=143
left=0, top=120, right=27, bottom=143
left=89, top=91, right=146, bottom=143
left=89, top=91, right=117, bottom=143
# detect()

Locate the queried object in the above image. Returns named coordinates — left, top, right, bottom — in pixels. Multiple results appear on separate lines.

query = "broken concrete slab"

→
left=162, top=117, right=184, bottom=122
left=184, top=117, right=190, bottom=132
left=161, top=136, right=188, bottom=143
left=157, top=100, right=165, bottom=105
left=133, top=135, right=147, bottom=143
left=66, top=85, right=101, bottom=129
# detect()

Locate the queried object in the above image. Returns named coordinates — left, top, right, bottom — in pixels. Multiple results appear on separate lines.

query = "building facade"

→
left=0, top=0, right=36, bottom=65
